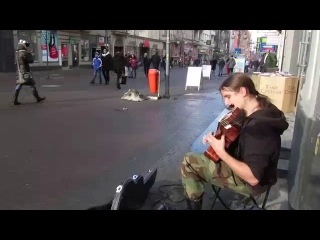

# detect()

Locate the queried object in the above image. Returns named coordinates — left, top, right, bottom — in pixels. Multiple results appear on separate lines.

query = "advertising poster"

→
left=41, top=30, right=59, bottom=62
left=234, top=57, right=245, bottom=73
left=202, top=65, right=211, bottom=78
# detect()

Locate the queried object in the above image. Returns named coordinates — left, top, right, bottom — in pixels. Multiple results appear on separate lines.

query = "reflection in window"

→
left=81, top=40, right=90, bottom=61
left=17, top=30, right=38, bottom=61
left=61, top=44, right=68, bottom=58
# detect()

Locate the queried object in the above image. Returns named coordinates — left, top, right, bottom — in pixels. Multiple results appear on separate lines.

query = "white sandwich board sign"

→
left=185, top=67, right=203, bottom=91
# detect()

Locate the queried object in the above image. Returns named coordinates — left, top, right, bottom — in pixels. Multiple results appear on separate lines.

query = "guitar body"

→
left=204, top=125, right=241, bottom=162
left=204, top=108, right=242, bottom=163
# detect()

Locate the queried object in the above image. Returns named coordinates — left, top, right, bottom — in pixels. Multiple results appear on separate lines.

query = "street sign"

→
left=70, top=37, right=79, bottom=44
left=266, top=36, right=280, bottom=45
left=235, top=48, right=241, bottom=54
left=260, top=43, right=276, bottom=53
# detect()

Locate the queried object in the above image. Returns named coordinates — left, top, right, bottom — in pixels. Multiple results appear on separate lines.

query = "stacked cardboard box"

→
left=250, top=72, right=300, bottom=113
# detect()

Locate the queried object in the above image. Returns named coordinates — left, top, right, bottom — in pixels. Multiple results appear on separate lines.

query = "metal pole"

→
left=182, top=31, right=185, bottom=68
left=158, top=70, right=161, bottom=98
left=163, top=30, right=170, bottom=98
left=46, top=30, right=49, bottom=79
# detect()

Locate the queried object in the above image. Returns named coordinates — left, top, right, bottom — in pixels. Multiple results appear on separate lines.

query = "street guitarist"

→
left=181, top=73, right=289, bottom=210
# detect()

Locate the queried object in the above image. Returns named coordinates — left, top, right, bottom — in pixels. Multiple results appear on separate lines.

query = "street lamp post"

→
left=163, top=30, right=170, bottom=99
left=180, top=30, right=185, bottom=68
left=46, top=30, right=50, bottom=79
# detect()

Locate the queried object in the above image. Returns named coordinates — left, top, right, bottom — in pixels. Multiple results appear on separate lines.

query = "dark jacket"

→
left=210, top=58, right=217, bottom=70
left=143, top=56, right=150, bottom=68
left=218, top=59, right=225, bottom=69
left=101, top=52, right=113, bottom=71
left=265, top=52, right=277, bottom=68
left=124, top=54, right=131, bottom=68
left=237, top=104, right=289, bottom=194
left=16, top=44, right=34, bottom=73
left=150, top=53, right=161, bottom=69
left=227, top=57, right=236, bottom=68
left=113, top=53, right=125, bottom=74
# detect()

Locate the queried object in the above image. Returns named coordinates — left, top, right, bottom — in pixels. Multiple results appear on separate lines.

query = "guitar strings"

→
left=220, top=114, right=244, bottom=128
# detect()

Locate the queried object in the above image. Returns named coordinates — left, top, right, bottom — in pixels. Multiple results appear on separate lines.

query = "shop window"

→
left=17, top=30, right=38, bottom=61
left=81, top=35, right=97, bottom=62
left=80, top=39, right=90, bottom=61
left=61, top=44, right=68, bottom=58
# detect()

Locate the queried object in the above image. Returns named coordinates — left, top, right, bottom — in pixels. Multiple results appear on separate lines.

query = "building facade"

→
left=282, top=30, right=320, bottom=210
left=110, top=30, right=167, bottom=61
left=0, top=30, right=15, bottom=72
left=0, top=30, right=233, bottom=72
left=109, top=30, right=200, bottom=65
left=247, top=30, right=281, bottom=61
left=0, top=30, right=108, bottom=72
left=231, top=30, right=251, bottom=59
left=197, top=30, right=213, bottom=62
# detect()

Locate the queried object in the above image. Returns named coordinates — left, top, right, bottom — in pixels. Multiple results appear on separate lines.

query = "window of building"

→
left=80, top=39, right=90, bottom=61
left=17, top=30, right=38, bottom=61
left=80, top=35, right=97, bottom=62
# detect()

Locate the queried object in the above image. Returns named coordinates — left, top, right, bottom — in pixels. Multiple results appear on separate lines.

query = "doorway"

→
left=61, top=43, right=68, bottom=68
left=114, top=46, right=123, bottom=55
left=92, top=47, right=98, bottom=59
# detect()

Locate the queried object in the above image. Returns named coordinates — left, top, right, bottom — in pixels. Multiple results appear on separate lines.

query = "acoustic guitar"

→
left=204, top=107, right=242, bottom=162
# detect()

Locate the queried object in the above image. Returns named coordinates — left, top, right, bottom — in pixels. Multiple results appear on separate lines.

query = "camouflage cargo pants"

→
left=181, top=152, right=253, bottom=201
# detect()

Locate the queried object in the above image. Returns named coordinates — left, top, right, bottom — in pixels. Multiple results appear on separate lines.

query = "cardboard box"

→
left=259, top=76, right=299, bottom=113
left=251, top=73, right=261, bottom=92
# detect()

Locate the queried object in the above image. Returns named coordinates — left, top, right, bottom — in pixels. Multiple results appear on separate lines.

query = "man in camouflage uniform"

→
left=181, top=73, right=289, bottom=210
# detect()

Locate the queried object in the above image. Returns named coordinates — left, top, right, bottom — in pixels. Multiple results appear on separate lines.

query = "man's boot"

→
left=186, top=198, right=203, bottom=210
left=33, top=89, right=46, bottom=103
left=13, top=88, right=21, bottom=105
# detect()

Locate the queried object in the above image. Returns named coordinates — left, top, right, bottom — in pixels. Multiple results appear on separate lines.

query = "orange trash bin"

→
left=148, top=69, right=159, bottom=94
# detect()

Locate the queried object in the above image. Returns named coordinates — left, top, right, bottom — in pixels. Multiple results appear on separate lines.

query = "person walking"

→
left=90, top=52, right=102, bottom=84
left=13, top=39, right=46, bottom=105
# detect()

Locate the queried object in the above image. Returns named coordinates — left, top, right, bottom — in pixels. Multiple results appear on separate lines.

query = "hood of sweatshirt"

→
left=246, top=104, right=289, bottom=135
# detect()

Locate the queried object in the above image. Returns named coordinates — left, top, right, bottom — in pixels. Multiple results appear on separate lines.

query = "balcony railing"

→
left=111, top=30, right=128, bottom=35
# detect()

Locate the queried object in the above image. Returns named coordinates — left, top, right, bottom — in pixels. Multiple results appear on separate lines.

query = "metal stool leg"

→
left=211, top=185, right=230, bottom=210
